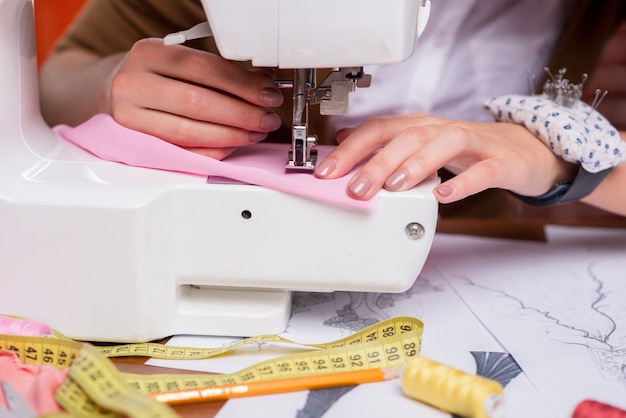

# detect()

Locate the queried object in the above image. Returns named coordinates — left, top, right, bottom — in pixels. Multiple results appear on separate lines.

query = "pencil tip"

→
left=383, top=368, right=401, bottom=380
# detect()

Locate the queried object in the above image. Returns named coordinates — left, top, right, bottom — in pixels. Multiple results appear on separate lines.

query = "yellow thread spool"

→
left=400, top=357, right=504, bottom=418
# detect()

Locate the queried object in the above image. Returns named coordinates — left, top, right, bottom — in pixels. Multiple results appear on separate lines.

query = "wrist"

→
left=484, top=69, right=625, bottom=181
left=551, top=159, right=579, bottom=191
left=98, top=53, right=126, bottom=116
left=510, top=165, right=612, bottom=206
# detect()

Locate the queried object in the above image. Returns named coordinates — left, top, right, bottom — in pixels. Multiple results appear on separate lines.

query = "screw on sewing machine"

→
left=405, top=223, right=426, bottom=240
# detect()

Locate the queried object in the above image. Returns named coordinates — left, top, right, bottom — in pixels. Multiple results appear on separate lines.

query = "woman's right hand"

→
left=41, top=38, right=284, bottom=159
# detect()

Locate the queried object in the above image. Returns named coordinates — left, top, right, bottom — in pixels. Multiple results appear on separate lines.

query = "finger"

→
left=114, top=107, right=268, bottom=148
left=134, top=39, right=283, bottom=107
left=434, top=148, right=558, bottom=204
left=349, top=124, right=484, bottom=200
left=346, top=127, right=430, bottom=199
left=315, top=115, right=430, bottom=179
left=434, top=159, right=508, bottom=204
left=380, top=125, right=482, bottom=192
left=112, top=71, right=282, bottom=134
left=335, top=127, right=356, bottom=143
left=250, top=67, right=277, bottom=77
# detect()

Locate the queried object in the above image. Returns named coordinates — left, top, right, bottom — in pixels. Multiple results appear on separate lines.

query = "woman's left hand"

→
left=314, top=113, right=577, bottom=203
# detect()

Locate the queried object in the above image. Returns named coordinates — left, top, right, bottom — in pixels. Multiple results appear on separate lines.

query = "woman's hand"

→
left=110, top=39, right=284, bottom=159
left=314, top=113, right=577, bottom=203
left=41, top=38, right=284, bottom=159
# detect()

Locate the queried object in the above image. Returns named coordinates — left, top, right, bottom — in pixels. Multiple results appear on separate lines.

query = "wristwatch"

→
left=510, top=165, right=612, bottom=206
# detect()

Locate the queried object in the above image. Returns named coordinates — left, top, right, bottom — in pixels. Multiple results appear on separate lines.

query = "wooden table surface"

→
left=110, top=217, right=626, bottom=417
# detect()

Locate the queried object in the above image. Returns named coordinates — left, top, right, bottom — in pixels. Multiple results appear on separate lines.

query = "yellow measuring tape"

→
left=0, top=316, right=423, bottom=417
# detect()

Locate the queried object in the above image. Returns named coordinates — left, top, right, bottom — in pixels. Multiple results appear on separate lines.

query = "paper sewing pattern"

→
left=430, top=233, right=626, bottom=416
left=53, top=114, right=375, bottom=210
left=292, top=278, right=443, bottom=333
left=267, top=276, right=527, bottom=418
left=456, top=265, right=626, bottom=375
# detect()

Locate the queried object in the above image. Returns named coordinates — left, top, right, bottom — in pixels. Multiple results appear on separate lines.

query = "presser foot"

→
left=286, top=147, right=318, bottom=171
left=286, top=69, right=318, bottom=171
left=286, top=124, right=318, bottom=171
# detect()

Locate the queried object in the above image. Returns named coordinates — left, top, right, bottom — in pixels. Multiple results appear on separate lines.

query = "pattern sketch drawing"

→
left=430, top=232, right=626, bottom=415
left=290, top=275, right=521, bottom=418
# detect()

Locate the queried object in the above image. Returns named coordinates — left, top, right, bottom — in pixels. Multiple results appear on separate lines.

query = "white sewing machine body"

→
left=201, top=0, right=429, bottom=68
left=0, top=0, right=437, bottom=342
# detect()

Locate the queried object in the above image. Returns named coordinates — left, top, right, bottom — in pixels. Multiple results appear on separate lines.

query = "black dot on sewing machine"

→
left=241, top=210, right=252, bottom=220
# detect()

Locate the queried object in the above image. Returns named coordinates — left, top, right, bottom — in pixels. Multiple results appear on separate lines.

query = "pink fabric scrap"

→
left=0, top=349, right=68, bottom=414
left=53, top=114, right=376, bottom=210
left=0, top=316, right=52, bottom=337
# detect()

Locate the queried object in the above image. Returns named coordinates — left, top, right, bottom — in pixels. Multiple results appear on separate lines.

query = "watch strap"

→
left=510, top=166, right=611, bottom=207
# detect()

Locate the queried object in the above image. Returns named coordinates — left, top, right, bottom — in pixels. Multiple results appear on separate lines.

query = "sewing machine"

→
left=0, top=0, right=438, bottom=342
left=169, top=0, right=432, bottom=169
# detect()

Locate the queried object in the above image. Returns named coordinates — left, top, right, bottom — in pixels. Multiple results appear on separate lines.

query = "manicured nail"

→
left=436, top=184, right=453, bottom=197
left=261, top=113, right=282, bottom=131
left=384, top=170, right=407, bottom=190
left=260, top=88, right=284, bottom=107
left=249, top=131, right=268, bottom=142
left=314, top=158, right=336, bottom=178
left=349, top=173, right=373, bottom=198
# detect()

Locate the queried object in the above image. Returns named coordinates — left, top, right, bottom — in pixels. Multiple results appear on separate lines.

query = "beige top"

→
left=56, top=0, right=208, bottom=55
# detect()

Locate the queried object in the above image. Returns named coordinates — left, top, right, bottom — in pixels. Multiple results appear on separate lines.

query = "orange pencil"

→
left=149, top=368, right=400, bottom=406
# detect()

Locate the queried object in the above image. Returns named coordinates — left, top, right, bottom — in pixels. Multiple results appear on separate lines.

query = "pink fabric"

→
left=0, top=350, right=67, bottom=413
left=53, top=114, right=376, bottom=210
left=0, top=316, right=52, bottom=337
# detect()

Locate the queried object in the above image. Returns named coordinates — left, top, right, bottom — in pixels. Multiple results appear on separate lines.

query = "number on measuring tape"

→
left=1, top=316, right=423, bottom=416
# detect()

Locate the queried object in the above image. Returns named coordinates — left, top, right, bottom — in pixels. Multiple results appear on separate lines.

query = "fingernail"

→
left=384, top=170, right=407, bottom=190
left=249, top=131, right=268, bottom=142
left=349, top=173, right=373, bottom=198
left=261, top=113, right=282, bottom=131
left=436, top=184, right=453, bottom=197
left=260, top=88, right=284, bottom=107
left=314, top=158, right=336, bottom=178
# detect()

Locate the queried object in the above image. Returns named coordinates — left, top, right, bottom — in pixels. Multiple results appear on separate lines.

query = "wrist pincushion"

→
left=483, top=68, right=625, bottom=205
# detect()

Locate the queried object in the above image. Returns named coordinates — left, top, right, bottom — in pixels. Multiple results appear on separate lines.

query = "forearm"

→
left=39, top=49, right=124, bottom=127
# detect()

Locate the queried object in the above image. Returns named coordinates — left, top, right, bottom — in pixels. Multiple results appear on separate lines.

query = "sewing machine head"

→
left=0, top=0, right=437, bottom=342
left=177, top=0, right=431, bottom=169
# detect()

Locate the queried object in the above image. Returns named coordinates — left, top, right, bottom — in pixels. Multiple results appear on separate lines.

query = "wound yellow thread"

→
left=400, top=357, right=504, bottom=418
